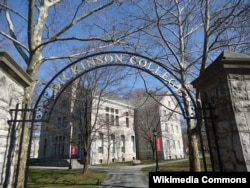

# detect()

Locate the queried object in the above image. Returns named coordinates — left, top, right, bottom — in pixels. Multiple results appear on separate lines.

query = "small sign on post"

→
left=71, top=145, right=76, bottom=155
left=156, top=137, right=162, bottom=151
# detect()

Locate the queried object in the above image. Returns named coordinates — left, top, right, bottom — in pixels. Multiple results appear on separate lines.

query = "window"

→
left=106, top=107, right=109, bottom=112
left=98, top=133, right=104, bottom=153
left=58, top=136, right=62, bottom=155
left=145, top=143, right=151, bottom=151
left=126, top=118, right=129, bottom=127
left=78, top=134, right=82, bottom=156
left=178, top=140, right=181, bottom=149
left=131, top=136, right=135, bottom=152
left=125, top=112, right=129, bottom=127
left=173, top=140, right=176, bottom=149
left=163, top=110, right=166, bottom=115
left=105, top=113, right=109, bottom=124
left=166, top=140, right=170, bottom=151
left=54, top=136, right=58, bottom=155
left=111, top=134, right=115, bottom=153
left=58, top=117, right=61, bottom=126
left=62, top=136, right=65, bottom=154
left=111, top=108, right=115, bottom=125
left=54, top=135, right=65, bottom=155
left=59, top=136, right=65, bottom=155
left=43, top=138, right=47, bottom=156
left=58, top=116, right=66, bottom=128
left=115, top=109, right=119, bottom=126
left=98, top=147, right=103, bottom=153
left=111, top=114, right=114, bottom=126
left=62, top=116, right=66, bottom=127
left=121, top=147, right=125, bottom=153
left=115, top=115, right=119, bottom=126
left=168, top=101, right=171, bottom=107
left=105, top=107, right=119, bottom=126
left=165, top=123, right=168, bottom=132
left=121, top=135, right=125, bottom=153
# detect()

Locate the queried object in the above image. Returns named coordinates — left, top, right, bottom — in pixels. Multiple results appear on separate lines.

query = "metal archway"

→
left=34, top=51, right=197, bottom=122
left=25, top=51, right=204, bottom=186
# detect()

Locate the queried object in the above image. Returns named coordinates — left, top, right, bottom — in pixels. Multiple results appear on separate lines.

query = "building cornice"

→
left=191, top=51, right=250, bottom=89
left=0, top=51, right=33, bottom=87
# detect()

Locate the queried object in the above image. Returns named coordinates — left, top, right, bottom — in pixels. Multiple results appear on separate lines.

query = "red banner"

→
left=156, top=137, right=162, bottom=151
left=71, top=145, right=76, bottom=155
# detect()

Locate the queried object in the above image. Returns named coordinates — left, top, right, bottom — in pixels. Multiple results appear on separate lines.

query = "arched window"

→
left=131, top=136, right=135, bottom=152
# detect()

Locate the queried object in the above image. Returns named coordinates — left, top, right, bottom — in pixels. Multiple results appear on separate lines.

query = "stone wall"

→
left=0, top=51, right=32, bottom=187
left=228, top=74, right=250, bottom=171
left=192, top=51, right=250, bottom=172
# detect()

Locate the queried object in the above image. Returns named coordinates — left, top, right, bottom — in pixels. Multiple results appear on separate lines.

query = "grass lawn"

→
left=142, top=155, right=212, bottom=175
left=28, top=155, right=211, bottom=187
left=28, top=168, right=107, bottom=188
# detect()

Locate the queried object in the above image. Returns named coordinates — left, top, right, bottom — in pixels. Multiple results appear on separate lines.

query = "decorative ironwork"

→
left=34, top=84, right=58, bottom=122
left=33, top=51, right=197, bottom=122
left=18, top=51, right=211, bottom=187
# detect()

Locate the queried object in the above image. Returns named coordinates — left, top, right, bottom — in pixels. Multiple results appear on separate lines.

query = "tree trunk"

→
left=107, top=147, right=110, bottom=165
left=83, top=149, right=89, bottom=173
left=187, top=126, right=201, bottom=171
left=14, top=84, right=36, bottom=187
left=182, top=91, right=201, bottom=172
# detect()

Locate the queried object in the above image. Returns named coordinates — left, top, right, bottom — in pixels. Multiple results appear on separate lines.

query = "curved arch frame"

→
left=33, top=51, right=197, bottom=122
left=26, top=51, right=200, bottom=185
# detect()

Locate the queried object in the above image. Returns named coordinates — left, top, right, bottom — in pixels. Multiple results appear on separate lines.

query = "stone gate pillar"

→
left=0, top=51, right=33, bottom=187
left=192, top=51, right=250, bottom=172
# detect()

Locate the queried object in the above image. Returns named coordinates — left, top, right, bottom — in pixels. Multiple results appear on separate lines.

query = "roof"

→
left=0, top=51, right=33, bottom=87
left=218, top=51, right=250, bottom=60
left=127, top=93, right=175, bottom=108
left=191, top=51, right=250, bottom=88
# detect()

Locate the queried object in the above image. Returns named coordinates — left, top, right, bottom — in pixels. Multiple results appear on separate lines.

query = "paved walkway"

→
left=30, top=158, right=189, bottom=187
left=91, top=165, right=149, bottom=188
left=89, top=159, right=188, bottom=188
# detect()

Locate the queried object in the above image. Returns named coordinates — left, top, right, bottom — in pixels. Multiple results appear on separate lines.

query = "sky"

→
left=0, top=0, right=204, bottom=123
left=1, top=0, right=247, bottom=120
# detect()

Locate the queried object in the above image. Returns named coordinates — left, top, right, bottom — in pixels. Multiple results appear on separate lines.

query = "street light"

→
left=153, top=129, right=159, bottom=172
left=166, top=137, right=171, bottom=160
left=69, top=122, right=73, bottom=170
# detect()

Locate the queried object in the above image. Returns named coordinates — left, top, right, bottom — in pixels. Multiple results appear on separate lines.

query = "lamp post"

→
left=69, top=122, right=73, bottom=170
left=166, top=137, right=171, bottom=160
left=153, top=129, right=159, bottom=172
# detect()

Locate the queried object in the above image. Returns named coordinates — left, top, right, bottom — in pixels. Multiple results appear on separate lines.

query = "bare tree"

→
left=98, top=118, right=125, bottom=166
left=117, top=0, right=250, bottom=172
left=0, top=1, right=140, bottom=186
left=64, top=66, right=134, bottom=172
left=134, top=97, right=160, bottom=160
left=132, top=90, right=182, bottom=160
left=0, top=2, right=249, bottom=186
